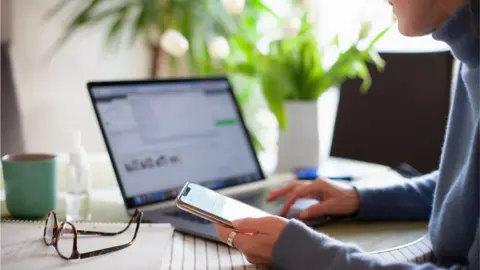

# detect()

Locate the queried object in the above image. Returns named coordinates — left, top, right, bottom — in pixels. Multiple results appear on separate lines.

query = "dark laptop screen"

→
left=88, top=78, right=264, bottom=208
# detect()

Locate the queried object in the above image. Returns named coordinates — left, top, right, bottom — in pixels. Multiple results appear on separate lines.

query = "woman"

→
left=216, top=0, right=479, bottom=269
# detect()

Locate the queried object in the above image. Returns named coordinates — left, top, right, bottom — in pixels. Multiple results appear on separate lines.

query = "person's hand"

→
left=215, top=216, right=288, bottom=265
left=266, top=178, right=361, bottom=220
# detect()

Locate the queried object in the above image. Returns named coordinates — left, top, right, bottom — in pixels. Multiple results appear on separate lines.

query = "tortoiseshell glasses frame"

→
left=43, top=209, right=143, bottom=260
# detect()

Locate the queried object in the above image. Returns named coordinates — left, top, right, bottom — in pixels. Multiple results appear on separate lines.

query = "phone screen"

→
left=179, top=183, right=270, bottom=222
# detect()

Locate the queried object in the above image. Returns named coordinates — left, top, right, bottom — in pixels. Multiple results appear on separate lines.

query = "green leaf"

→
left=330, top=34, right=340, bottom=48
left=352, top=61, right=372, bottom=94
left=230, top=35, right=257, bottom=63
left=131, top=7, right=148, bottom=45
left=367, top=50, right=386, bottom=71
left=358, top=21, right=372, bottom=40
left=367, top=25, right=391, bottom=51
left=247, top=0, right=278, bottom=18
left=67, top=0, right=104, bottom=26
left=229, top=63, right=257, bottom=77
left=236, top=89, right=251, bottom=104
left=205, top=0, right=239, bottom=35
left=106, top=7, right=128, bottom=47
left=44, top=0, right=74, bottom=19
left=260, top=59, right=292, bottom=130
left=46, top=0, right=134, bottom=55
left=172, top=1, right=195, bottom=72
left=249, top=132, right=264, bottom=152
left=201, top=40, right=214, bottom=75
left=140, top=0, right=156, bottom=31
left=298, top=35, right=324, bottom=99
left=88, top=6, right=131, bottom=23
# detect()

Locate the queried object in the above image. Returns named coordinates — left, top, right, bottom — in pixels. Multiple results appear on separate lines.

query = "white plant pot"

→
left=276, top=88, right=340, bottom=173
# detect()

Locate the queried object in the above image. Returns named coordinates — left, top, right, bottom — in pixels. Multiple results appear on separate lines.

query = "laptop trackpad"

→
left=286, top=198, right=333, bottom=227
left=286, top=198, right=319, bottom=218
left=239, top=191, right=332, bottom=227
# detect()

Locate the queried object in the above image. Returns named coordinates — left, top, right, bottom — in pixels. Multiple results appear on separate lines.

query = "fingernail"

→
left=299, top=211, right=308, bottom=219
left=232, top=220, right=241, bottom=227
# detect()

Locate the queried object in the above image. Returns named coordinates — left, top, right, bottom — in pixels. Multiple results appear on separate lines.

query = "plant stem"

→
left=150, top=44, right=163, bottom=78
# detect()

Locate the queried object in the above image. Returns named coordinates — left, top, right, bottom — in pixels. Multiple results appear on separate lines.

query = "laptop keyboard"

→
left=165, top=210, right=212, bottom=224
left=236, top=187, right=285, bottom=214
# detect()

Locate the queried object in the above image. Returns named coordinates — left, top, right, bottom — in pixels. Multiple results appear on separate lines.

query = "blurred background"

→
left=1, top=0, right=453, bottom=174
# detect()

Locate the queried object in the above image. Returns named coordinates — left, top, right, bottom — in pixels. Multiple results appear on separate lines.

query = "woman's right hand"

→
left=266, top=178, right=361, bottom=220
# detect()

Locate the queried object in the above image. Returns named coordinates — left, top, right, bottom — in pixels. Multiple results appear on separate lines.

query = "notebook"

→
left=159, top=231, right=433, bottom=269
left=160, top=232, right=266, bottom=270
left=1, top=219, right=174, bottom=270
left=367, top=234, right=435, bottom=264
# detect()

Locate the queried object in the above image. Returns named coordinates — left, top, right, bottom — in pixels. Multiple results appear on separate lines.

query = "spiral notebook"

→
left=1, top=219, right=174, bottom=270
left=367, top=234, right=435, bottom=264
left=160, top=232, right=265, bottom=270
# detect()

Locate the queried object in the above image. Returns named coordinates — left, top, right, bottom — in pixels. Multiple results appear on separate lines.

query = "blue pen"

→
left=294, top=167, right=354, bottom=181
left=323, top=175, right=354, bottom=181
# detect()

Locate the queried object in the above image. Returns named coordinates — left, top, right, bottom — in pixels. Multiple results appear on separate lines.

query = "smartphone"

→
left=175, top=182, right=271, bottom=227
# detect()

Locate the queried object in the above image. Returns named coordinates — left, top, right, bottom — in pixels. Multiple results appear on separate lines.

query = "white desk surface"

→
left=0, top=153, right=428, bottom=253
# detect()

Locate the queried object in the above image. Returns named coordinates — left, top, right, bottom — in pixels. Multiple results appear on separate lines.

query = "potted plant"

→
left=46, top=0, right=282, bottom=175
left=224, top=14, right=392, bottom=172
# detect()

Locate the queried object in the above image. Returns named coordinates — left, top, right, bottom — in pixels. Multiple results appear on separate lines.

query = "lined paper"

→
left=368, top=235, right=435, bottom=264
left=160, top=232, right=267, bottom=270
left=160, top=233, right=435, bottom=269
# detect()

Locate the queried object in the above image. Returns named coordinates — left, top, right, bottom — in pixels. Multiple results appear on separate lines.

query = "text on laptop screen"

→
left=90, top=79, right=263, bottom=207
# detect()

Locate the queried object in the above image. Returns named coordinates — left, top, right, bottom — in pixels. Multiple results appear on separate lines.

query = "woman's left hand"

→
left=215, top=216, right=288, bottom=265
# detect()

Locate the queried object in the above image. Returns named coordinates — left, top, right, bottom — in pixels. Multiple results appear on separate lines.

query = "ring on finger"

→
left=227, top=231, right=237, bottom=248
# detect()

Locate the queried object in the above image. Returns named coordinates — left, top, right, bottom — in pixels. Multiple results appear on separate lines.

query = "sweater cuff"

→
left=271, top=219, right=367, bottom=269
left=353, top=186, right=381, bottom=220
left=271, top=219, right=329, bottom=270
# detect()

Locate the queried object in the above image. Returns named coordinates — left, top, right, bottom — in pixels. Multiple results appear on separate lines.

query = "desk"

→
left=0, top=153, right=428, bottom=254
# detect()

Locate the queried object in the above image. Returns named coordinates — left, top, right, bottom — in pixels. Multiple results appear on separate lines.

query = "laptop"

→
left=87, top=77, right=323, bottom=241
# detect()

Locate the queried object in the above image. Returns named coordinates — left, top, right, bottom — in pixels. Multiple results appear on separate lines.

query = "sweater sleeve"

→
left=271, top=220, right=469, bottom=270
left=353, top=171, right=438, bottom=220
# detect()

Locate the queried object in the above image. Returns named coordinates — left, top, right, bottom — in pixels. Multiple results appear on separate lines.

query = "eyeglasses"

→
left=43, top=209, right=143, bottom=260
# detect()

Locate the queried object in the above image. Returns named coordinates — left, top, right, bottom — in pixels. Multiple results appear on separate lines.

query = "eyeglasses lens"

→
left=57, top=223, right=75, bottom=258
left=44, top=213, right=55, bottom=245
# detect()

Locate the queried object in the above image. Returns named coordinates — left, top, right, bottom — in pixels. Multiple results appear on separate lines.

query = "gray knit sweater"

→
left=271, top=1, right=479, bottom=269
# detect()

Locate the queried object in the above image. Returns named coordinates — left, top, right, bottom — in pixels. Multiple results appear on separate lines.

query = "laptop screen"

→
left=88, top=78, right=264, bottom=208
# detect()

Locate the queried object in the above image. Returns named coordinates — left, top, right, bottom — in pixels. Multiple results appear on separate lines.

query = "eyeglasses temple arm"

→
left=79, top=242, right=133, bottom=259
left=76, top=210, right=142, bottom=236
left=78, top=211, right=143, bottom=259
left=76, top=230, right=119, bottom=236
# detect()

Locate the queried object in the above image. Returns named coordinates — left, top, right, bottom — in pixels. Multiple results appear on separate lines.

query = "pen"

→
left=323, top=175, right=354, bottom=181
left=294, top=168, right=355, bottom=181
left=296, top=175, right=354, bottom=181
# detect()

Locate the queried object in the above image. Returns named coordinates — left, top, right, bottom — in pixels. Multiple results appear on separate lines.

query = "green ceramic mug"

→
left=2, top=153, right=57, bottom=218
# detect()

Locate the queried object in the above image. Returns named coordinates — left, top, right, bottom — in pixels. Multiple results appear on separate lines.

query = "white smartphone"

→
left=175, top=182, right=271, bottom=227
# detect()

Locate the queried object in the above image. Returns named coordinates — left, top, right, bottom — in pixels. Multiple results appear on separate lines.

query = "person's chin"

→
left=397, top=24, right=434, bottom=37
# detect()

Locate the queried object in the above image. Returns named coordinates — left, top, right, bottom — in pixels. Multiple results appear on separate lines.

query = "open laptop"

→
left=87, top=77, right=322, bottom=241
